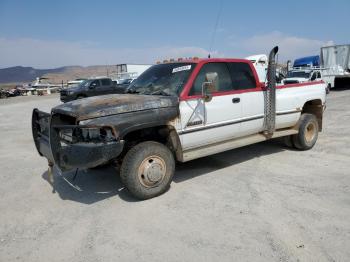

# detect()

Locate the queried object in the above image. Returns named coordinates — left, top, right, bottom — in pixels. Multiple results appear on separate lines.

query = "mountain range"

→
left=0, top=65, right=115, bottom=85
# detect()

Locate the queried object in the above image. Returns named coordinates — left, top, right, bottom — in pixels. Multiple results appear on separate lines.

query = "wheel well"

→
left=121, top=126, right=182, bottom=161
left=302, top=99, right=323, bottom=131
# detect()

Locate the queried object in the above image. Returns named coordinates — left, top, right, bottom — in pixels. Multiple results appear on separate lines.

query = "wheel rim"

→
left=138, top=155, right=166, bottom=188
left=305, top=122, right=316, bottom=143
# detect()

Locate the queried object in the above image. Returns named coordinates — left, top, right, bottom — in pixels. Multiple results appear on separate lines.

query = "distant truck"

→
left=293, top=55, right=320, bottom=68
left=112, top=64, right=152, bottom=84
left=245, top=54, right=268, bottom=82
left=283, top=68, right=323, bottom=84
left=245, top=54, right=284, bottom=83
left=60, top=77, right=126, bottom=102
left=33, top=46, right=326, bottom=200
left=321, top=44, right=350, bottom=89
left=284, top=55, right=326, bottom=92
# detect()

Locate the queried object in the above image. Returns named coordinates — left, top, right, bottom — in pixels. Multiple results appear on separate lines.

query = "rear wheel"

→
left=120, top=141, right=175, bottom=200
left=292, top=113, right=319, bottom=150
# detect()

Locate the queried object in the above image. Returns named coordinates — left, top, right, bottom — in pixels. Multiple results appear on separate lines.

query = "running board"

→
left=181, top=129, right=298, bottom=162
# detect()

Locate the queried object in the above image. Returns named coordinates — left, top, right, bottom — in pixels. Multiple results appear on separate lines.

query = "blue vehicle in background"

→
left=293, top=55, right=320, bottom=68
left=284, top=55, right=328, bottom=92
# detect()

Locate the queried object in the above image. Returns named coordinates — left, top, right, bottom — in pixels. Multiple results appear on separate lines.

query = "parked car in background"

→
left=0, top=89, right=10, bottom=99
left=283, top=68, right=323, bottom=85
left=284, top=55, right=328, bottom=92
left=60, top=77, right=126, bottom=102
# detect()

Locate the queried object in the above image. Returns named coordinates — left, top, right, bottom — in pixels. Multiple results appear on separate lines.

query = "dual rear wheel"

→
left=284, top=113, right=319, bottom=150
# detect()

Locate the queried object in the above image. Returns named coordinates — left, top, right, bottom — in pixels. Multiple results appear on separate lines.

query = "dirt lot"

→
left=0, top=91, right=349, bottom=262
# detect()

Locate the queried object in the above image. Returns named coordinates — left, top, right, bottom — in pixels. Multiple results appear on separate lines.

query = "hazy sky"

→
left=0, top=0, right=348, bottom=68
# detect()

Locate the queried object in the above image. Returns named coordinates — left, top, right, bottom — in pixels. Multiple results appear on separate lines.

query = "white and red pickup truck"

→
left=32, top=47, right=326, bottom=199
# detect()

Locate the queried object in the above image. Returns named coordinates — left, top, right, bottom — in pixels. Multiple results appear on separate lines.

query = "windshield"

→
left=287, top=71, right=311, bottom=78
left=80, top=80, right=92, bottom=88
left=127, top=63, right=195, bottom=96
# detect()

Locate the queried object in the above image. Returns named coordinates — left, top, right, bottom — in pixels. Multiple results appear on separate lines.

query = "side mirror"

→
left=202, top=82, right=213, bottom=102
left=202, top=72, right=218, bottom=102
left=89, top=83, right=97, bottom=89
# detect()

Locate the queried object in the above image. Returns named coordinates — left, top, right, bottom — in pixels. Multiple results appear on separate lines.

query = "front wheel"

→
left=292, top=113, right=319, bottom=150
left=120, top=141, right=175, bottom=200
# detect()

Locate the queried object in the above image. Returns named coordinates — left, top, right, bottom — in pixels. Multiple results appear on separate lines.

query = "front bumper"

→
left=32, top=108, right=124, bottom=171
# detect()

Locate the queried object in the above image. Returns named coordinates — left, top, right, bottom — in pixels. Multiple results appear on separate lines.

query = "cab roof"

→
left=158, top=57, right=253, bottom=65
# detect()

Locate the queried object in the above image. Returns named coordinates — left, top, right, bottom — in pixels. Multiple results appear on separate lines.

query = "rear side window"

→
left=190, top=63, right=232, bottom=95
left=101, top=79, right=111, bottom=86
left=227, top=62, right=257, bottom=90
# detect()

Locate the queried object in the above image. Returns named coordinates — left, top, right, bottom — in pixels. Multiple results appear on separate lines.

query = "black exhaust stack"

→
left=264, top=46, right=279, bottom=136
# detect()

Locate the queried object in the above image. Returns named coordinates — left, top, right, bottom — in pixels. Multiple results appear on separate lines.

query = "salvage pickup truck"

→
left=32, top=47, right=326, bottom=199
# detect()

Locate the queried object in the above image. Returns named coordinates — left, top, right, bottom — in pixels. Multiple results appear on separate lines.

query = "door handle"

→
left=232, top=97, right=240, bottom=103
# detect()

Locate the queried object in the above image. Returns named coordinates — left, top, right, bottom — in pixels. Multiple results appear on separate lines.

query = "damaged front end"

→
left=32, top=108, right=124, bottom=171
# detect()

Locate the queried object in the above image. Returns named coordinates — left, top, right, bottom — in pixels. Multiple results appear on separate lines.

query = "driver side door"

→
left=179, top=62, right=243, bottom=150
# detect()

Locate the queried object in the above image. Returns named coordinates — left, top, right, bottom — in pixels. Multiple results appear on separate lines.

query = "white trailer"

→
left=112, top=64, right=152, bottom=82
left=320, top=44, right=350, bottom=89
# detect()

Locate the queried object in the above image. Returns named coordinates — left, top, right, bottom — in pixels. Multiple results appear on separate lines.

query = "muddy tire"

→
left=292, top=113, right=319, bottom=150
left=120, top=141, right=175, bottom=200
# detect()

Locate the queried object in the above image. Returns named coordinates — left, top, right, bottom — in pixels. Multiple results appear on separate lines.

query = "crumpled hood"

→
left=52, top=94, right=179, bottom=121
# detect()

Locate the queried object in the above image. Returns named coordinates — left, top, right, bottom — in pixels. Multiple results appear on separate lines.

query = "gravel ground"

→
left=0, top=90, right=349, bottom=262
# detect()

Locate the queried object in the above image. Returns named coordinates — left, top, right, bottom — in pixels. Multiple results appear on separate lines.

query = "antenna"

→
left=208, top=0, right=223, bottom=58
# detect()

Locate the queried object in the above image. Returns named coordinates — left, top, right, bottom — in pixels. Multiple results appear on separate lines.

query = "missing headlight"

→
left=59, top=126, right=116, bottom=144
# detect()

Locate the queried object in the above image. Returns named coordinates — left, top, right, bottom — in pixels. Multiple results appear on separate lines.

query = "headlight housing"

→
left=58, top=126, right=116, bottom=144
